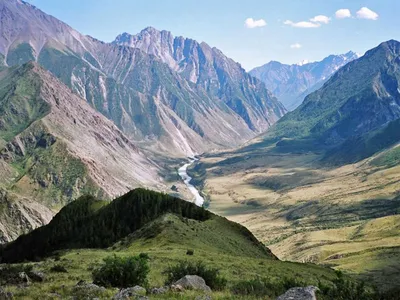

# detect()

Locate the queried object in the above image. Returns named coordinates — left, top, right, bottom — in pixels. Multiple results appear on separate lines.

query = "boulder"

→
left=149, top=286, right=169, bottom=294
left=276, top=286, right=319, bottom=300
left=113, top=286, right=148, bottom=300
left=173, top=275, right=211, bottom=292
left=0, top=287, right=13, bottom=299
left=28, top=270, right=46, bottom=282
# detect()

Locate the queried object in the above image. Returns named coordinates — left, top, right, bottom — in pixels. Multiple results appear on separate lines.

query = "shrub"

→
left=317, top=271, right=377, bottom=300
left=92, top=254, right=149, bottom=288
left=164, top=261, right=227, bottom=290
left=231, top=276, right=306, bottom=297
left=231, top=277, right=275, bottom=297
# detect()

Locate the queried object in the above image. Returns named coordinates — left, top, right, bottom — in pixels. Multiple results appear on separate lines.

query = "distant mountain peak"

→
left=250, top=51, right=360, bottom=110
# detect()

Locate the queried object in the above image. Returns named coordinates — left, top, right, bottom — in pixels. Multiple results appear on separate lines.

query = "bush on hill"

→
left=92, top=254, right=150, bottom=288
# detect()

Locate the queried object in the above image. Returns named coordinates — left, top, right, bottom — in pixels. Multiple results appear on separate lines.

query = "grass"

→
left=1, top=213, right=339, bottom=299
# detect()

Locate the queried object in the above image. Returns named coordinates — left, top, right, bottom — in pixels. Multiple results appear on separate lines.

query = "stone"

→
left=170, top=284, right=185, bottom=292
left=113, top=286, right=147, bottom=299
left=276, top=286, right=319, bottom=300
left=149, top=286, right=169, bottom=294
left=173, top=275, right=211, bottom=292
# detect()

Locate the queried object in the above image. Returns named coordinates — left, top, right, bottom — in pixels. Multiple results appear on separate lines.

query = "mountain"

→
left=113, top=27, right=285, bottom=131
left=0, top=62, right=165, bottom=241
left=267, top=40, right=400, bottom=154
left=250, top=51, right=360, bottom=110
left=0, top=0, right=285, bottom=156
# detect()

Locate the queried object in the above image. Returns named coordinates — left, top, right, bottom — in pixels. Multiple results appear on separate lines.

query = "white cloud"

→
left=356, top=7, right=379, bottom=20
left=310, top=15, right=330, bottom=24
left=284, top=20, right=321, bottom=28
left=290, top=43, right=302, bottom=49
left=335, top=9, right=352, bottom=19
left=244, top=18, right=267, bottom=29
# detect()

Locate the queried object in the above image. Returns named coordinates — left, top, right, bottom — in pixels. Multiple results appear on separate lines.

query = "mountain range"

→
left=268, top=40, right=400, bottom=158
left=250, top=51, right=360, bottom=110
left=0, top=0, right=286, bottom=240
left=0, top=0, right=285, bottom=157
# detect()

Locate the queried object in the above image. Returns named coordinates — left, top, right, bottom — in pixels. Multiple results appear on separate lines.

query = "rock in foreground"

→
left=276, top=286, right=319, bottom=300
left=173, top=275, right=211, bottom=292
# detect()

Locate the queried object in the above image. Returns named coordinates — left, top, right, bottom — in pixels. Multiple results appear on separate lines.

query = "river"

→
left=178, top=158, right=205, bottom=207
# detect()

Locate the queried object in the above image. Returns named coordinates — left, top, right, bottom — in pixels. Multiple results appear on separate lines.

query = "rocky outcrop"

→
left=173, top=275, right=212, bottom=292
left=0, top=189, right=53, bottom=243
left=276, top=286, right=319, bottom=300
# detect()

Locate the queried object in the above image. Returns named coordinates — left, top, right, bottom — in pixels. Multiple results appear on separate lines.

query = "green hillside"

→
left=3, top=189, right=390, bottom=299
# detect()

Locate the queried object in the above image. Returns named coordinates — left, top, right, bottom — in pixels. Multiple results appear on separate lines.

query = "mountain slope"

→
left=250, top=52, right=359, bottom=110
left=0, top=62, right=164, bottom=209
left=114, top=28, right=285, bottom=131
left=0, top=189, right=53, bottom=243
left=0, top=0, right=285, bottom=156
left=266, top=40, right=400, bottom=152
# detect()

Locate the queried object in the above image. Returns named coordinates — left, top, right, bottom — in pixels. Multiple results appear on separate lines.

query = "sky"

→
left=26, top=0, right=400, bottom=70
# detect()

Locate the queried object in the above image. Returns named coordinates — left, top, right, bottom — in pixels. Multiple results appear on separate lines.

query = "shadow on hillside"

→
left=284, top=196, right=400, bottom=228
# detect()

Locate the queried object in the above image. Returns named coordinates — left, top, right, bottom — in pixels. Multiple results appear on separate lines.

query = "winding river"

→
left=178, top=158, right=205, bottom=207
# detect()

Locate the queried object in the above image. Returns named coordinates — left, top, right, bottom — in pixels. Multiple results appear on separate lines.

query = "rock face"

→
left=276, top=286, right=318, bottom=300
left=173, top=275, right=212, bottom=292
left=0, top=189, right=53, bottom=243
left=0, top=0, right=285, bottom=157
left=250, top=52, right=360, bottom=110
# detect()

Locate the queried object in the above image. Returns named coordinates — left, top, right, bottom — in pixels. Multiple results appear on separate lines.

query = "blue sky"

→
left=27, top=0, right=400, bottom=70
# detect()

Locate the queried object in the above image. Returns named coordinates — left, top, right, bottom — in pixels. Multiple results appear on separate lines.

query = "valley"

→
left=188, top=137, right=400, bottom=290
left=0, top=0, right=399, bottom=298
